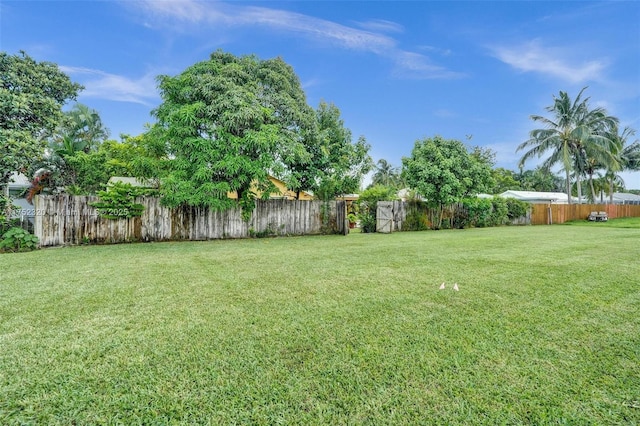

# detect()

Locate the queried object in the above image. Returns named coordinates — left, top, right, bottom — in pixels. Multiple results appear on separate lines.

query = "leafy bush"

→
left=404, top=200, right=429, bottom=231
left=359, top=212, right=377, bottom=233
left=0, top=227, right=39, bottom=253
left=490, top=196, right=509, bottom=226
left=457, top=196, right=509, bottom=228
left=506, top=198, right=529, bottom=220
left=90, top=182, right=147, bottom=219
left=459, top=198, right=492, bottom=228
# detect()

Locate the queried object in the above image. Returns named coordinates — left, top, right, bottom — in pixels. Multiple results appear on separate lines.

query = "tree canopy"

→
left=518, top=87, right=619, bottom=204
left=307, top=101, right=372, bottom=200
left=151, top=50, right=317, bottom=213
left=0, top=51, right=82, bottom=187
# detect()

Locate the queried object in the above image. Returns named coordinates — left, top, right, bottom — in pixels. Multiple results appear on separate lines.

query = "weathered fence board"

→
left=34, top=195, right=346, bottom=247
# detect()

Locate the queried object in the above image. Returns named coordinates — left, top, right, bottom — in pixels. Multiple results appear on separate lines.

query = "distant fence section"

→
left=530, top=203, right=640, bottom=225
left=375, top=201, right=640, bottom=232
left=34, top=195, right=347, bottom=247
left=376, top=200, right=531, bottom=233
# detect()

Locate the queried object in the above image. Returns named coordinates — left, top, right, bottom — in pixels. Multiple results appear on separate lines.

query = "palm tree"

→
left=517, top=87, right=618, bottom=204
left=371, top=159, right=402, bottom=188
left=65, top=103, right=109, bottom=152
left=603, top=126, right=640, bottom=203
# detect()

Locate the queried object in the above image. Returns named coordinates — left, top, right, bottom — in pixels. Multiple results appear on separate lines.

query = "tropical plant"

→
left=90, top=182, right=146, bottom=220
left=602, top=126, right=640, bottom=203
left=0, top=227, right=39, bottom=253
left=371, top=159, right=402, bottom=188
left=517, top=87, right=618, bottom=204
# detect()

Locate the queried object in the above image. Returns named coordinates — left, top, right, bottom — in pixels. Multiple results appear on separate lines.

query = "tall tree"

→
left=402, top=136, right=493, bottom=229
left=516, top=166, right=563, bottom=192
left=371, top=159, right=402, bottom=188
left=517, top=87, right=618, bottom=204
left=56, top=103, right=109, bottom=153
left=603, top=126, right=640, bottom=202
left=285, top=101, right=372, bottom=200
left=312, top=102, right=372, bottom=200
left=0, top=52, right=82, bottom=181
left=30, top=104, right=110, bottom=193
left=152, top=50, right=316, bottom=214
left=0, top=51, right=82, bottom=207
left=490, top=167, right=521, bottom=193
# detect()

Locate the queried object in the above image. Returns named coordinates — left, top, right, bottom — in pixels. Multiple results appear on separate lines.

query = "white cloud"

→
left=393, top=51, right=465, bottom=79
left=128, top=0, right=460, bottom=79
left=489, top=39, right=607, bottom=84
left=60, top=66, right=159, bottom=105
left=354, top=19, right=404, bottom=34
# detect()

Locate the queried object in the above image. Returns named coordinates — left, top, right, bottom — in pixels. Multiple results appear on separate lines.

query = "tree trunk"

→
left=609, top=179, right=614, bottom=204
left=565, top=169, right=572, bottom=205
left=588, top=173, right=596, bottom=203
left=576, top=178, right=582, bottom=204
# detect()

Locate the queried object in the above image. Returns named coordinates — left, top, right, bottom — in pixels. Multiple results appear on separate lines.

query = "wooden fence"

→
left=34, top=195, right=347, bottom=247
left=376, top=200, right=531, bottom=232
left=530, top=203, right=640, bottom=225
left=375, top=201, right=640, bottom=232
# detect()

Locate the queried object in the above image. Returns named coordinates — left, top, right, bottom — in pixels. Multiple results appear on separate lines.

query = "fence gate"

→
left=376, top=201, right=394, bottom=233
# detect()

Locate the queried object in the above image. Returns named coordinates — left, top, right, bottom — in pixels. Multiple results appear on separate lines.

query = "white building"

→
left=499, top=190, right=577, bottom=204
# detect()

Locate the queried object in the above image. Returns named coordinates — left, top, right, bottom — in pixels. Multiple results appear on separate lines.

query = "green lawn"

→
left=1, top=224, right=639, bottom=424
left=564, top=216, right=640, bottom=228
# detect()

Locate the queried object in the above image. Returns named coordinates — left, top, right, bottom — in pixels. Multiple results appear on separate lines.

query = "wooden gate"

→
left=376, top=201, right=394, bottom=233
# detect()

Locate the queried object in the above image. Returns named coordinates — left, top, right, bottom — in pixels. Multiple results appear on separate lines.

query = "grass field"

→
left=563, top=216, right=640, bottom=228
left=1, top=223, right=639, bottom=424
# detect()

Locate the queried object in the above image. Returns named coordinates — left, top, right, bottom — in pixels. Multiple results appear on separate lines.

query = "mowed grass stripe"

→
left=1, top=224, right=639, bottom=424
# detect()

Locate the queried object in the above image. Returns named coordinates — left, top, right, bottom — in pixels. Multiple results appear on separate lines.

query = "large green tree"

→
left=310, top=102, right=372, bottom=200
left=0, top=51, right=82, bottom=197
left=516, top=166, right=564, bottom=192
left=284, top=101, right=372, bottom=200
left=402, top=136, right=493, bottom=229
left=152, top=50, right=316, bottom=214
left=490, top=167, right=521, bottom=193
left=517, top=87, right=618, bottom=204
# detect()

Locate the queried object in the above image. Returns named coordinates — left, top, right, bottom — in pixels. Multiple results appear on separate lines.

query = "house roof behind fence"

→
left=612, top=192, right=640, bottom=202
left=499, top=190, right=577, bottom=204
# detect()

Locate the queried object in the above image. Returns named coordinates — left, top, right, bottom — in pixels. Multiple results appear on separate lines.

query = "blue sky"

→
left=2, top=0, right=640, bottom=189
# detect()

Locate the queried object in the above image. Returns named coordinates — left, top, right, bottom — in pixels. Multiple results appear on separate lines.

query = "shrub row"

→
left=360, top=196, right=530, bottom=232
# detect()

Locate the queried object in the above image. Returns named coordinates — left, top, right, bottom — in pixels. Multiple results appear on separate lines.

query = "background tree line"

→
left=1, top=50, right=638, bottom=235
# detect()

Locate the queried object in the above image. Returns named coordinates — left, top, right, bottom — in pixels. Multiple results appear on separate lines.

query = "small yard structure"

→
left=588, top=211, right=608, bottom=222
